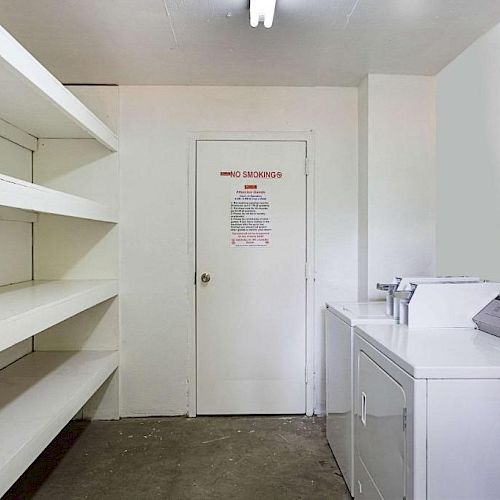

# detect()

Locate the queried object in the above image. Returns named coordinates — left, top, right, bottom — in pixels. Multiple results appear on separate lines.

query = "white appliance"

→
left=396, top=275, right=481, bottom=291
left=377, top=276, right=481, bottom=320
left=406, top=282, right=500, bottom=327
left=325, top=302, right=395, bottom=496
left=353, top=305, right=500, bottom=499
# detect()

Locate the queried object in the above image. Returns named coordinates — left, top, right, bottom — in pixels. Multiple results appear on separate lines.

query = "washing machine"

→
left=325, top=302, right=395, bottom=496
left=353, top=315, right=500, bottom=500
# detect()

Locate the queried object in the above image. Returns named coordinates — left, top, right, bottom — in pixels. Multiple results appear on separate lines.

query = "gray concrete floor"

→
left=5, top=416, right=350, bottom=500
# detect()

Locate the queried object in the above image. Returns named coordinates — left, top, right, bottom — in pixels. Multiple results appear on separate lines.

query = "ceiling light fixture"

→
left=250, top=0, right=277, bottom=28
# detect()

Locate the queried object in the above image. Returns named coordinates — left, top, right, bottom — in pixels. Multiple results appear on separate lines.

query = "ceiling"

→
left=1, top=0, right=500, bottom=86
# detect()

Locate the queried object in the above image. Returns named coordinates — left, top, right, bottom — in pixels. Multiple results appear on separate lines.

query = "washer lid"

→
left=326, top=302, right=394, bottom=325
left=354, top=323, right=500, bottom=379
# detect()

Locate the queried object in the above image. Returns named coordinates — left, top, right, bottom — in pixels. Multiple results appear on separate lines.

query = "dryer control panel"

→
left=473, top=296, right=500, bottom=338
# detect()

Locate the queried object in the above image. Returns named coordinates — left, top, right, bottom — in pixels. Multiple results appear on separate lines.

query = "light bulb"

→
left=250, top=0, right=277, bottom=29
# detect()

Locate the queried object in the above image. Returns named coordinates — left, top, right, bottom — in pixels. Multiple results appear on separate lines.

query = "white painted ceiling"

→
left=1, top=0, right=500, bottom=86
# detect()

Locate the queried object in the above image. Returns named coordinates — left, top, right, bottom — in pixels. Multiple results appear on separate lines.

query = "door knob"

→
left=201, top=273, right=211, bottom=283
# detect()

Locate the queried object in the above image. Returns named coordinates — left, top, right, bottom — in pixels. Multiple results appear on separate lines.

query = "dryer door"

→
left=356, top=351, right=407, bottom=500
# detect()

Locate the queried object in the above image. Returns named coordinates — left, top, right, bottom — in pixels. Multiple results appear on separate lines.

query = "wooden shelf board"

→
left=0, top=26, right=118, bottom=152
left=0, top=350, right=118, bottom=496
left=0, top=173, right=118, bottom=223
left=0, top=280, right=118, bottom=353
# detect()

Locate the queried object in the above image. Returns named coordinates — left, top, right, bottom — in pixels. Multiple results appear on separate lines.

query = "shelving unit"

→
left=0, top=350, right=119, bottom=497
left=0, top=280, right=118, bottom=352
left=0, top=23, right=120, bottom=495
left=0, top=26, right=118, bottom=151
left=0, top=173, right=119, bottom=223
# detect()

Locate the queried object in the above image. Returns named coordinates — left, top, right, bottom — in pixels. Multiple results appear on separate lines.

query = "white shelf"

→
left=0, top=25, right=118, bottom=152
left=0, top=173, right=118, bottom=222
left=0, top=350, right=118, bottom=496
left=0, top=280, right=118, bottom=353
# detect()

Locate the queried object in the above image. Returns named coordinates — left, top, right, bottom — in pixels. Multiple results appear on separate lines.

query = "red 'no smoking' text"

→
left=220, top=171, right=283, bottom=179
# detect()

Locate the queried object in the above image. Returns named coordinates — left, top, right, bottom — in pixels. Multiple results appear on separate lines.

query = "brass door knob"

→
left=201, top=273, right=211, bottom=283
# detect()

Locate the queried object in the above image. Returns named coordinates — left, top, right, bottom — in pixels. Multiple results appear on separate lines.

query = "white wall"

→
left=358, top=75, right=436, bottom=300
left=119, top=86, right=358, bottom=416
left=358, top=78, right=369, bottom=298
left=436, top=22, right=500, bottom=280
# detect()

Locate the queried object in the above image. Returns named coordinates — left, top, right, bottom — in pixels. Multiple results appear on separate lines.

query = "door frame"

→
left=187, top=131, right=316, bottom=417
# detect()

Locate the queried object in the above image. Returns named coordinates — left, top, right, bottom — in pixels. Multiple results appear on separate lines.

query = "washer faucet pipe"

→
left=376, top=278, right=402, bottom=316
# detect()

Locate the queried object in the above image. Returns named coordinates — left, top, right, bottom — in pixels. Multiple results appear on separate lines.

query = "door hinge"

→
left=305, top=261, right=313, bottom=280
left=304, top=157, right=310, bottom=176
left=403, top=407, right=407, bottom=431
left=194, top=272, right=197, bottom=285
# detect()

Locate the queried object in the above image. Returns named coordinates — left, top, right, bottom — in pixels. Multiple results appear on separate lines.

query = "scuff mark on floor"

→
left=278, top=433, right=289, bottom=443
left=201, top=435, right=230, bottom=444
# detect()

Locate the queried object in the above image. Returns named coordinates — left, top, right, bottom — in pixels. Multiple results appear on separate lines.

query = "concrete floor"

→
left=6, top=416, right=350, bottom=500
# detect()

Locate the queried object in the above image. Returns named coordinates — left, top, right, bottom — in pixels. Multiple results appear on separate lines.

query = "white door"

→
left=196, top=140, right=307, bottom=415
